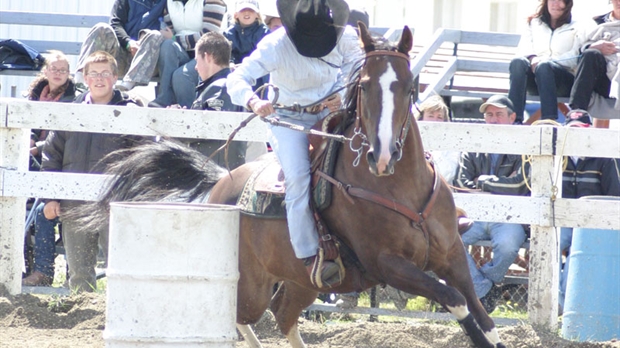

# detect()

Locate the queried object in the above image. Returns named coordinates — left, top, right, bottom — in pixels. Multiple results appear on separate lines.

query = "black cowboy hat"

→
left=277, top=0, right=349, bottom=58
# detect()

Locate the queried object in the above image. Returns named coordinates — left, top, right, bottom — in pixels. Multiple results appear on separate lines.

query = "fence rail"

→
left=1, top=98, right=619, bottom=331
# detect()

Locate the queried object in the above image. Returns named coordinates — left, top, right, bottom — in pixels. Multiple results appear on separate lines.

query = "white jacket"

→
left=517, top=17, right=584, bottom=73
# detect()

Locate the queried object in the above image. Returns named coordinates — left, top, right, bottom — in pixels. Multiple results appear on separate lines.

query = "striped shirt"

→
left=163, top=0, right=227, bottom=51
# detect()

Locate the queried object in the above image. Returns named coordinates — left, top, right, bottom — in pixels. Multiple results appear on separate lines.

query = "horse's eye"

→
left=359, top=83, right=366, bottom=92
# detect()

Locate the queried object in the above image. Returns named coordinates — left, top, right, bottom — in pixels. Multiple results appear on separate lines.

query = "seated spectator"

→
left=558, top=109, right=620, bottom=310
left=152, top=0, right=227, bottom=108
left=568, top=1, right=620, bottom=129
left=75, top=0, right=166, bottom=91
left=508, top=0, right=582, bottom=123
left=454, top=95, right=530, bottom=314
left=180, top=32, right=247, bottom=169
left=41, top=51, right=143, bottom=292
left=22, top=50, right=76, bottom=287
left=224, top=0, right=269, bottom=90
left=261, top=0, right=282, bottom=32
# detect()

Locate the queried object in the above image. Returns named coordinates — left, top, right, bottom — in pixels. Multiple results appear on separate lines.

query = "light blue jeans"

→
left=172, top=58, right=200, bottom=108
left=268, top=109, right=328, bottom=259
left=559, top=227, right=573, bottom=309
left=461, top=221, right=527, bottom=298
left=153, top=39, right=190, bottom=106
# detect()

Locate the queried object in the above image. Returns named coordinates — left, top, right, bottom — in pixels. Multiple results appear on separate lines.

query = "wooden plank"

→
left=457, top=59, right=509, bottom=73
left=458, top=31, right=521, bottom=47
left=419, top=56, right=457, bottom=101
left=18, top=40, right=82, bottom=55
left=0, top=11, right=108, bottom=28
left=555, top=127, right=620, bottom=159
left=554, top=198, right=620, bottom=230
left=3, top=171, right=106, bottom=201
left=5, top=99, right=270, bottom=142
left=453, top=194, right=542, bottom=225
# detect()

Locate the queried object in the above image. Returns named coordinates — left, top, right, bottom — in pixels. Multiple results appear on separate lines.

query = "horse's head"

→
left=356, top=23, right=414, bottom=176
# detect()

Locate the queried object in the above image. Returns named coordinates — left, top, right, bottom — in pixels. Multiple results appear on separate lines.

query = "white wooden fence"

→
left=1, top=98, right=619, bottom=331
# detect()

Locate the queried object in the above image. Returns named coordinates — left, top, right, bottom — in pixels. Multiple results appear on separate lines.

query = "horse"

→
left=78, top=23, right=505, bottom=348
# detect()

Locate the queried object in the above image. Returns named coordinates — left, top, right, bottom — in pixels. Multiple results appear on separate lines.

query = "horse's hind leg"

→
left=270, top=281, right=318, bottom=348
left=433, top=243, right=504, bottom=348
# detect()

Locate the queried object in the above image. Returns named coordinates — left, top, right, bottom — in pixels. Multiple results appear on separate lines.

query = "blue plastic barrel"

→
left=562, top=197, right=620, bottom=342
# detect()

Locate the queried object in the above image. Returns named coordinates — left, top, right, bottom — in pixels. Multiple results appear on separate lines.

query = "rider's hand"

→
left=43, top=201, right=61, bottom=220
left=248, top=98, right=274, bottom=118
left=323, top=93, right=342, bottom=113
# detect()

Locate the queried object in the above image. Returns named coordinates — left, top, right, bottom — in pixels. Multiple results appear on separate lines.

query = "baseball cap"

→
left=236, top=0, right=260, bottom=13
left=564, top=109, right=592, bottom=128
left=479, top=95, right=514, bottom=113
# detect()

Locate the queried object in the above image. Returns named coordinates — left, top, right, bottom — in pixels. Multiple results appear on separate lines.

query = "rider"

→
left=227, top=0, right=364, bottom=288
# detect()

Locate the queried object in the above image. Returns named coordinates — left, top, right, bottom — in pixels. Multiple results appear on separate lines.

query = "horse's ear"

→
left=397, top=26, right=413, bottom=55
left=358, top=21, right=375, bottom=53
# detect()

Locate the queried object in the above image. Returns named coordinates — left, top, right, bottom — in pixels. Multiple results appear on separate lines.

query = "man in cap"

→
left=558, top=109, right=620, bottom=311
left=454, top=94, right=531, bottom=313
left=227, top=0, right=363, bottom=289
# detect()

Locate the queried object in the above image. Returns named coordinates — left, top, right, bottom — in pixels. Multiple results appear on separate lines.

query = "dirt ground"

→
left=1, top=289, right=618, bottom=348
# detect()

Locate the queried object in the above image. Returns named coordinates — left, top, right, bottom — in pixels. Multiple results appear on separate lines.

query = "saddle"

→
left=236, top=112, right=349, bottom=288
left=237, top=112, right=346, bottom=217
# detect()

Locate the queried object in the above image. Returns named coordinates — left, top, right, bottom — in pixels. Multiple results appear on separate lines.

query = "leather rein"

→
left=318, top=49, right=439, bottom=271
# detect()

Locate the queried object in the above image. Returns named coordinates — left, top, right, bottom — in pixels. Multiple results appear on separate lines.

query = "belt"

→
left=304, top=104, right=325, bottom=114
left=277, top=103, right=325, bottom=114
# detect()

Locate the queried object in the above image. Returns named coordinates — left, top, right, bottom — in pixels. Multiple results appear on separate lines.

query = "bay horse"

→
left=81, top=23, right=505, bottom=348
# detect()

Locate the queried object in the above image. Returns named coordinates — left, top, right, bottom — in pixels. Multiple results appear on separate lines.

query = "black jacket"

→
left=455, top=152, right=531, bottom=196
left=191, top=68, right=242, bottom=112
left=42, top=90, right=141, bottom=175
left=562, top=157, right=620, bottom=198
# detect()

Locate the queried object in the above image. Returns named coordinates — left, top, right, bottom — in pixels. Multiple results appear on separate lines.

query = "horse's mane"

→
left=343, top=36, right=400, bottom=126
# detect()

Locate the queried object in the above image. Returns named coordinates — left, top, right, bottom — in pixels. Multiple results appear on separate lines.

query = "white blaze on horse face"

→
left=376, top=62, right=398, bottom=174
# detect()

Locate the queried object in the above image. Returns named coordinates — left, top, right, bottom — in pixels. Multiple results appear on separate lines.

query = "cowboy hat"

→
left=277, top=0, right=349, bottom=58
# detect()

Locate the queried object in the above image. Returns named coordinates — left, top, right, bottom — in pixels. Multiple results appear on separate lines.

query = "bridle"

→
left=353, top=49, right=415, bottom=166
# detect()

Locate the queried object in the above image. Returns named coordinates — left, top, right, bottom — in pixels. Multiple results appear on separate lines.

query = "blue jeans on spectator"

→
left=153, top=39, right=190, bottom=107
left=33, top=202, right=59, bottom=278
left=508, top=56, right=574, bottom=122
left=172, top=58, right=200, bottom=108
left=461, top=221, right=527, bottom=298
left=559, top=227, right=573, bottom=309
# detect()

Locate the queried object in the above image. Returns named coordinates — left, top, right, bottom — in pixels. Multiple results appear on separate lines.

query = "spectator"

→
left=224, top=0, right=269, bottom=66
left=568, top=0, right=620, bottom=129
left=347, top=7, right=370, bottom=30
left=416, top=96, right=459, bottom=183
left=21, top=50, right=76, bottom=287
left=508, top=0, right=582, bottom=123
left=454, top=94, right=530, bottom=313
left=180, top=32, right=247, bottom=169
left=227, top=0, right=363, bottom=288
left=41, top=51, right=143, bottom=292
left=261, top=0, right=282, bottom=32
left=151, top=0, right=227, bottom=108
left=558, top=109, right=620, bottom=310
left=26, top=51, right=77, bottom=166
left=75, top=0, right=166, bottom=91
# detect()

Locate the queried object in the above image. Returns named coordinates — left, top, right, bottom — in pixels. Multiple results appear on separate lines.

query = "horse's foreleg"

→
left=377, top=253, right=502, bottom=348
left=237, top=324, right=262, bottom=348
left=433, top=244, right=505, bottom=348
left=270, top=281, right=318, bottom=348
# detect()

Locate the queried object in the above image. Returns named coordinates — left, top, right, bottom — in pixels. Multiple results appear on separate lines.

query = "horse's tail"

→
left=68, top=139, right=228, bottom=233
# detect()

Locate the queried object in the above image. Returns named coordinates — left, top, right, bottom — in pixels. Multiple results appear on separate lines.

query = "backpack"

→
left=0, top=39, right=44, bottom=71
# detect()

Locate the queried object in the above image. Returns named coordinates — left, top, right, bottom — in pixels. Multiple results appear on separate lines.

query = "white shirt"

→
left=227, top=26, right=364, bottom=108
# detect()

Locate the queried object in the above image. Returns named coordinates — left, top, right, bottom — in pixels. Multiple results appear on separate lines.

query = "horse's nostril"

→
left=366, top=151, right=376, bottom=165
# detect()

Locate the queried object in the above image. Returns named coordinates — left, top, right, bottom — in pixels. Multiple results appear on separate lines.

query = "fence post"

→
left=527, top=126, right=559, bottom=330
left=0, top=101, right=30, bottom=295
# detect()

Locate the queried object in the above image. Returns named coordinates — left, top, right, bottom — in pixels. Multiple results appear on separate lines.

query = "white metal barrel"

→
left=104, top=202, right=240, bottom=347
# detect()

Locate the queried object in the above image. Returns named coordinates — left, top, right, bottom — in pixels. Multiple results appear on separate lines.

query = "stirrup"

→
left=305, top=247, right=345, bottom=289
